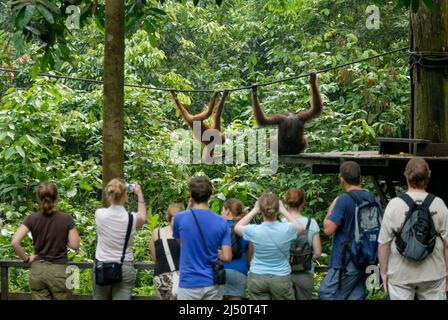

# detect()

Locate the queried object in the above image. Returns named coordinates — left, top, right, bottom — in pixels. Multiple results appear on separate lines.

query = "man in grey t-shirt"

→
left=378, top=158, right=448, bottom=300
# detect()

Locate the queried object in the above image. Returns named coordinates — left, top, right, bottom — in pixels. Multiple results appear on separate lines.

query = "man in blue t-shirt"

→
left=319, top=161, right=371, bottom=300
left=173, top=176, right=232, bottom=300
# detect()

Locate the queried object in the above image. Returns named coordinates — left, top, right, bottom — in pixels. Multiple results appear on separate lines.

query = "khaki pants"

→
left=29, top=261, right=72, bottom=300
left=177, top=285, right=224, bottom=300
left=291, top=272, right=314, bottom=300
left=388, top=278, right=447, bottom=300
left=92, top=261, right=136, bottom=300
left=247, top=272, right=295, bottom=300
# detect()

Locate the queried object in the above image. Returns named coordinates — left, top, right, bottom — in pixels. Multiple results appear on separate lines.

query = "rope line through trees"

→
left=0, top=46, right=409, bottom=93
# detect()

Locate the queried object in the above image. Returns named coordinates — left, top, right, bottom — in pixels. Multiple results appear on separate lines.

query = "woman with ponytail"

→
left=11, top=181, right=80, bottom=300
left=234, top=192, right=304, bottom=300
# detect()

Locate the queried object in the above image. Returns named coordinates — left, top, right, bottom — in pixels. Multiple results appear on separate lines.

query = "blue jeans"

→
left=318, top=261, right=367, bottom=300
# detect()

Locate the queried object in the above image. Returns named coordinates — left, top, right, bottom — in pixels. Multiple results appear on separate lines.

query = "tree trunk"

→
left=102, top=0, right=125, bottom=206
left=411, top=0, right=448, bottom=142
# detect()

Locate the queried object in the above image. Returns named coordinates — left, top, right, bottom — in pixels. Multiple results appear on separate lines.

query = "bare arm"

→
left=68, top=228, right=80, bottom=250
left=194, top=91, right=219, bottom=121
left=150, top=228, right=158, bottom=263
left=133, top=182, right=147, bottom=228
left=297, top=72, right=323, bottom=122
left=219, top=246, right=232, bottom=262
left=171, top=91, right=194, bottom=125
left=213, top=90, right=229, bottom=130
left=279, top=201, right=304, bottom=236
left=378, top=242, right=391, bottom=294
left=323, top=197, right=338, bottom=236
left=312, top=233, right=322, bottom=259
left=251, top=86, right=286, bottom=126
left=11, top=224, right=33, bottom=262
left=234, top=202, right=259, bottom=237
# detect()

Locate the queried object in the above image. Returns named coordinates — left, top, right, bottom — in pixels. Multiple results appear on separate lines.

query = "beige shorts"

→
left=388, top=278, right=447, bottom=300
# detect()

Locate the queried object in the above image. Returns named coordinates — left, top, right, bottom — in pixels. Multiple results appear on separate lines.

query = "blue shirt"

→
left=242, top=221, right=298, bottom=276
left=173, top=208, right=231, bottom=288
left=327, top=190, right=372, bottom=268
left=223, top=220, right=249, bottom=275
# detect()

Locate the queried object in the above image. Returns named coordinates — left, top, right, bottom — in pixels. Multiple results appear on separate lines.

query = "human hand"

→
left=171, top=90, right=178, bottom=99
left=132, top=182, right=143, bottom=196
left=29, top=254, right=38, bottom=263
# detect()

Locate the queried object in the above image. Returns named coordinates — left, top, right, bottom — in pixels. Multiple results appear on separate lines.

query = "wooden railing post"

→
left=1, top=265, right=9, bottom=300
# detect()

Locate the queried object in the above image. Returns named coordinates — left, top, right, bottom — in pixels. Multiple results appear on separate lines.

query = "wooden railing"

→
left=0, top=260, right=329, bottom=300
left=0, top=260, right=158, bottom=300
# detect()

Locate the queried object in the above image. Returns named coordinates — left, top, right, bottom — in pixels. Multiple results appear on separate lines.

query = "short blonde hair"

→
left=105, top=178, right=127, bottom=204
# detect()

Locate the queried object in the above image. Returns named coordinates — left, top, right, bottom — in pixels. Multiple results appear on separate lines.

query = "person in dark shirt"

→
left=11, top=181, right=80, bottom=300
left=150, top=203, right=184, bottom=300
left=221, top=199, right=253, bottom=300
left=318, top=161, right=372, bottom=300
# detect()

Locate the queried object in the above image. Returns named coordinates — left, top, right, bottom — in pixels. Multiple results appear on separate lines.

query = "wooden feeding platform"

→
left=280, top=138, right=448, bottom=206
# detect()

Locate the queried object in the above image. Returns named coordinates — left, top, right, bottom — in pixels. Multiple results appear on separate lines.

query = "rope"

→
left=0, top=46, right=408, bottom=93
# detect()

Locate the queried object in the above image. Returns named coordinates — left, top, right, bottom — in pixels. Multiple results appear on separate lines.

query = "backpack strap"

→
left=190, top=209, right=212, bottom=257
left=346, top=191, right=361, bottom=205
left=305, top=218, right=312, bottom=231
left=160, top=228, right=176, bottom=272
left=398, top=193, right=417, bottom=212
left=422, top=193, right=436, bottom=211
left=121, top=213, right=134, bottom=263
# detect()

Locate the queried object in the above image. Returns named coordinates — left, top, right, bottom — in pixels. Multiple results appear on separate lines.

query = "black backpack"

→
left=230, top=225, right=243, bottom=259
left=395, top=193, right=438, bottom=261
left=289, top=218, right=314, bottom=272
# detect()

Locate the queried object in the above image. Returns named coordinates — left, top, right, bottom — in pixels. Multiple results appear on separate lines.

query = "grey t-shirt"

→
left=378, top=192, right=448, bottom=284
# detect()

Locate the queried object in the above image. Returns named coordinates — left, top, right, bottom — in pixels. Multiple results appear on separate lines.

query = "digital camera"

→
left=126, top=183, right=135, bottom=192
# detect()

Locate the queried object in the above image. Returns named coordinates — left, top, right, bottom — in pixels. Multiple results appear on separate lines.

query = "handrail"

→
left=0, top=260, right=329, bottom=300
left=0, top=260, right=157, bottom=300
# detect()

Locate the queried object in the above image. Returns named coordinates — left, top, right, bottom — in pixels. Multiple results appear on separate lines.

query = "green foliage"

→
left=0, top=0, right=413, bottom=299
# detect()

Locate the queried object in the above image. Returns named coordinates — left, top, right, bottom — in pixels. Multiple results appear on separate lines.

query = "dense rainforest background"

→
left=0, top=0, right=411, bottom=298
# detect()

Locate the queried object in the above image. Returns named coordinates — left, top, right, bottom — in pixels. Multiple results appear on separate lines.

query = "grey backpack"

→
left=395, top=193, right=437, bottom=261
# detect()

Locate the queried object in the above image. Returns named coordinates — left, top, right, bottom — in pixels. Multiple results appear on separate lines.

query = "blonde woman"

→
left=151, top=203, right=184, bottom=300
left=11, top=182, right=80, bottom=300
left=93, top=179, right=147, bottom=300
left=234, top=192, right=304, bottom=300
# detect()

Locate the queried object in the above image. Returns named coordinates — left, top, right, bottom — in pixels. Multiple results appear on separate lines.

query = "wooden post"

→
left=411, top=1, right=448, bottom=204
left=102, top=0, right=125, bottom=206
left=1, top=265, right=9, bottom=300
left=411, top=0, right=448, bottom=143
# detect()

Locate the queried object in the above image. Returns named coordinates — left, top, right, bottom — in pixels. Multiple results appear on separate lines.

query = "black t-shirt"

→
left=23, top=211, right=76, bottom=264
left=154, top=229, right=180, bottom=276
